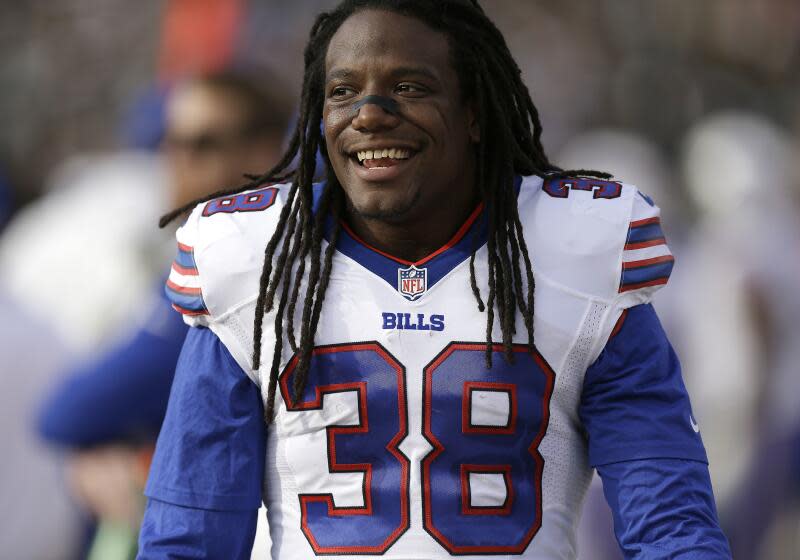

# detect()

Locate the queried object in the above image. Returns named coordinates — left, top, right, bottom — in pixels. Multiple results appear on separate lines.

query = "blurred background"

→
left=1, top=0, right=798, bottom=558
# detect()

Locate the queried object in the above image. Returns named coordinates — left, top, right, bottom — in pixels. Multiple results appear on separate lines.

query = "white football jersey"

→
left=166, top=175, right=673, bottom=559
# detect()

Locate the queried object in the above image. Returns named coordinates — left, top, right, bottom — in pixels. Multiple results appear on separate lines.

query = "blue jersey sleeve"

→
left=137, top=498, right=257, bottom=560
left=598, top=458, right=731, bottom=558
left=579, top=304, right=707, bottom=466
left=143, top=326, right=265, bottom=511
left=37, top=290, right=187, bottom=447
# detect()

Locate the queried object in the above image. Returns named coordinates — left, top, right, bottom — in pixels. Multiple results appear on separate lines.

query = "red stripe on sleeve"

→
left=629, top=217, right=661, bottom=228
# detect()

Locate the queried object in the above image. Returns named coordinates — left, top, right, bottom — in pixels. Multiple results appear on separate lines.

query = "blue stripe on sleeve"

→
left=620, top=260, right=675, bottom=287
left=598, top=458, right=731, bottom=558
left=627, top=223, right=664, bottom=244
left=580, top=304, right=707, bottom=466
left=163, top=285, right=207, bottom=312
left=137, top=498, right=257, bottom=560
left=144, top=327, right=265, bottom=511
left=174, top=248, right=197, bottom=269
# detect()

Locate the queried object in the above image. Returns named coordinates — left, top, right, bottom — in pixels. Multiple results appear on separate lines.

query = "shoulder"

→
left=165, top=182, right=294, bottom=324
left=517, top=174, right=673, bottom=304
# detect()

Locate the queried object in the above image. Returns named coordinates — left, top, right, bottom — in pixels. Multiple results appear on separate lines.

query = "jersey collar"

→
left=319, top=176, right=522, bottom=301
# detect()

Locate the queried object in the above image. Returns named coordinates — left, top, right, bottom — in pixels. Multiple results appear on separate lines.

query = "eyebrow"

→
left=325, top=65, right=441, bottom=84
left=326, top=68, right=357, bottom=83
left=389, top=66, right=440, bottom=82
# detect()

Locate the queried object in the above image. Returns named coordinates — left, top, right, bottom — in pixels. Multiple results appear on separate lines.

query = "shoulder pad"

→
left=165, top=183, right=289, bottom=326
left=518, top=175, right=673, bottom=304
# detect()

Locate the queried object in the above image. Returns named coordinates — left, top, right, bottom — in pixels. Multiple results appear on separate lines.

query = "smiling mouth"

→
left=352, top=147, right=414, bottom=169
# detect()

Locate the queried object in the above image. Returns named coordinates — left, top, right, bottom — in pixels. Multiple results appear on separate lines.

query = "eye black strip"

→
left=352, top=95, right=401, bottom=116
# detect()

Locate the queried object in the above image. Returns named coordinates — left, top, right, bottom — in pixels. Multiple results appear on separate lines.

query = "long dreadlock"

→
left=160, top=0, right=610, bottom=422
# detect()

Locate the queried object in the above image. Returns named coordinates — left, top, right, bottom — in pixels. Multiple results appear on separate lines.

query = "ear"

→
left=466, top=101, right=480, bottom=143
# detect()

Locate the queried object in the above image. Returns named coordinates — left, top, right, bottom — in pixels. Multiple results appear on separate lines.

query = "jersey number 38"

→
left=280, top=341, right=555, bottom=556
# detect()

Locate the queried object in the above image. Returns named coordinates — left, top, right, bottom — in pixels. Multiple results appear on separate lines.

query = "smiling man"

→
left=138, top=1, right=731, bottom=559
left=324, top=9, right=479, bottom=253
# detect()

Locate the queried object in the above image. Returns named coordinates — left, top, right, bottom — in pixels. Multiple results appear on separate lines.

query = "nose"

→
left=351, top=99, right=400, bottom=132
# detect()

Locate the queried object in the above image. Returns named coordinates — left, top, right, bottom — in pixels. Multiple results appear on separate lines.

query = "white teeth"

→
left=354, top=148, right=412, bottom=162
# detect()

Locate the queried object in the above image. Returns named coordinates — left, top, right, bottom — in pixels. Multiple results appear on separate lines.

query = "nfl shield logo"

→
left=398, top=265, right=428, bottom=301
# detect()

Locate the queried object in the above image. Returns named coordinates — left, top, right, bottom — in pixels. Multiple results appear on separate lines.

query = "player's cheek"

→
left=322, top=106, right=352, bottom=142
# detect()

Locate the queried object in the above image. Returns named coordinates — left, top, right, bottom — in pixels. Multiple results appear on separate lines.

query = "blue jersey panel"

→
left=137, top=498, right=257, bottom=560
left=579, top=304, right=707, bottom=466
left=598, top=458, right=731, bottom=559
left=144, top=326, right=265, bottom=511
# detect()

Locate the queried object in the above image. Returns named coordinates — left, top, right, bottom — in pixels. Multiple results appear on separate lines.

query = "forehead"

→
left=325, top=9, right=454, bottom=79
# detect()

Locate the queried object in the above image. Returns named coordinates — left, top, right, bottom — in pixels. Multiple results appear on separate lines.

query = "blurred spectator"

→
left=162, top=72, right=290, bottom=209
left=32, top=70, right=291, bottom=558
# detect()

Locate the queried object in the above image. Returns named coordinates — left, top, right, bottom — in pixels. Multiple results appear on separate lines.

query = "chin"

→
left=346, top=184, right=422, bottom=223
left=350, top=200, right=414, bottom=223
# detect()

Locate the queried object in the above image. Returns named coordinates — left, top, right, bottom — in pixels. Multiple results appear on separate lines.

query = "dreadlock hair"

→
left=160, top=0, right=610, bottom=422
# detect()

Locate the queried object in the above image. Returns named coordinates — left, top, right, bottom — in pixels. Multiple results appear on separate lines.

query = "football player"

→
left=139, top=1, right=732, bottom=558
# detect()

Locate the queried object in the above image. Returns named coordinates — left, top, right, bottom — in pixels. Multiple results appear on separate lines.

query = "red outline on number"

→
left=460, top=464, right=514, bottom=516
left=544, top=178, right=622, bottom=199
left=202, top=186, right=278, bottom=216
left=279, top=342, right=410, bottom=555
left=591, top=180, right=622, bottom=199
left=568, top=179, right=623, bottom=199
left=421, top=342, right=555, bottom=555
left=462, top=382, right=517, bottom=435
left=288, top=380, right=374, bottom=516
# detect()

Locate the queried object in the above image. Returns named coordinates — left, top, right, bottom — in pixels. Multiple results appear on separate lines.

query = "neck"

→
left=344, top=191, right=479, bottom=263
